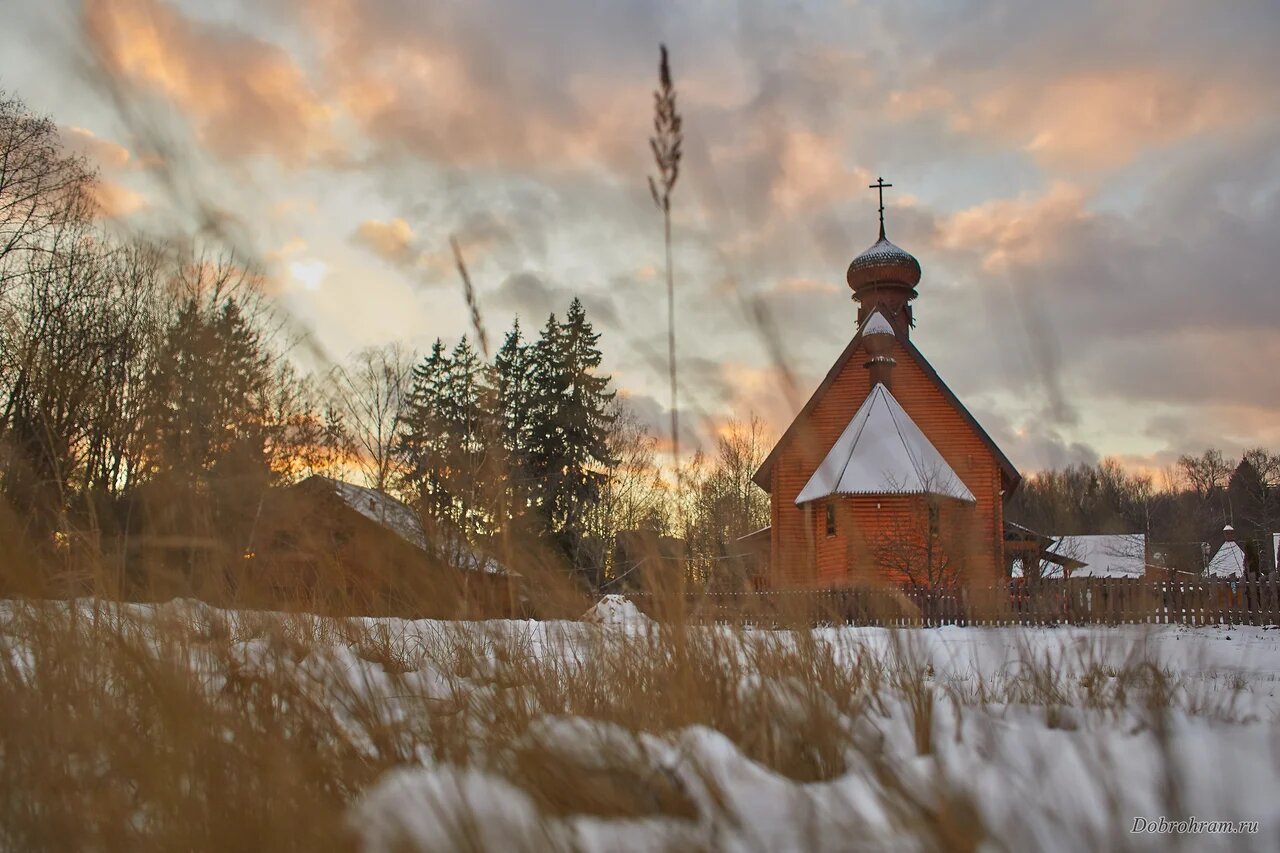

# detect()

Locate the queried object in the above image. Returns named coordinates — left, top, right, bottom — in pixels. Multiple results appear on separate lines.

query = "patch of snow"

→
left=582, top=595, right=651, bottom=627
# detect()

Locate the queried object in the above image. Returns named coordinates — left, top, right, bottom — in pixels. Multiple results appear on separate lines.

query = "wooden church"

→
left=753, top=181, right=1021, bottom=589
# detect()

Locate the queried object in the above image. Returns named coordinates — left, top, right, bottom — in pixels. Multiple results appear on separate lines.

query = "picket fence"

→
left=630, top=578, right=1280, bottom=628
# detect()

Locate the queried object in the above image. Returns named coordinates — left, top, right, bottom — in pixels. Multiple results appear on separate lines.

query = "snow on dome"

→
left=859, top=310, right=895, bottom=337
left=846, top=233, right=922, bottom=291
left=796, top=384, right=975, bottom=504
left=1207, top=540, right=1246, bottom=579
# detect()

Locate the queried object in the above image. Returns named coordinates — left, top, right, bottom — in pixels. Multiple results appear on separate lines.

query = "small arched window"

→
left=825, top=502, right=836, bottom=536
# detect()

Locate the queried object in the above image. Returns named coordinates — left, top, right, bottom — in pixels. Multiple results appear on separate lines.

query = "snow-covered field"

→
left=3, top=598, right=1278, bottom=851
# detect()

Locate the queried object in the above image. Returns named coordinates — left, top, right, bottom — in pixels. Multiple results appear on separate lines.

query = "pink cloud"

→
left=933, top=182, right=1093, bottom=272
left=353, top=218, right=416, bottom=264
left=87, top=179, right=146, bottom=218
left=60, top=126, right=131, bottom=171
left=954, top=69, right=1246, bottom=171
left=83, top=0, right=335, bottom=164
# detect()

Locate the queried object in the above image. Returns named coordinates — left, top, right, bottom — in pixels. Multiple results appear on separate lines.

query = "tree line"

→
left=0, top=90, right=772, bottom=594
left=1007, top=450, right=1280, bottom=573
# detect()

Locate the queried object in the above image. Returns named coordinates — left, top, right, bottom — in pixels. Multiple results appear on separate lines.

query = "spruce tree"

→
left=526, top=313, right=567, bottom=535
left=400, top=339, right=452, bottom=519
left=442, top=336, right=487, bottom=535
left=491, top=319, right=534, bottom=523
left=559, top=297, right=618, bottom=520
left=525, top=300, right=618, bottom=568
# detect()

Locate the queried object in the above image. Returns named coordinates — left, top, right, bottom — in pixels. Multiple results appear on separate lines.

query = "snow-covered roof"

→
left=1207, top=540, right=1246, bottom=579
left=795, top=383, right=976, bottom=505
left=860, top=310, right=895, bottom=337
left=328, top=478, right=429, bottom=550
left=1043, top=534, right=1147, bottom=578
left=314, top=477, right=505, bottom=574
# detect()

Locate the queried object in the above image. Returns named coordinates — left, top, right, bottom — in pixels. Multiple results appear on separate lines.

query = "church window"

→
left=825, top=502, right=836, bottom=536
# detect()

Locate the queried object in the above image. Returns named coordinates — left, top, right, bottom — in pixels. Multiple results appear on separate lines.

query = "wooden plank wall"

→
left=770, top=334, right=1006, bottom=588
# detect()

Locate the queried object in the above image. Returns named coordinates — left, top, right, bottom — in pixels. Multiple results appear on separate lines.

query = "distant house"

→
left=1207, top=542, right=1246, bottom=578
left=244, top=475, right=513, bottom=617
left=1042, top=534, right=1147, bottom=579
left=1204, top=525, right=1274, bottom=580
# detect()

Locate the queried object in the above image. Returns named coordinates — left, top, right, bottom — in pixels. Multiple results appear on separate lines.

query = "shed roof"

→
left=795, top=383, right=976, bottom=505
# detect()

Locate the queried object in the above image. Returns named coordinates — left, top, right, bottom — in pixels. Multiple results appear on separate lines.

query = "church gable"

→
left=755, top=331, right=1020, bottom=497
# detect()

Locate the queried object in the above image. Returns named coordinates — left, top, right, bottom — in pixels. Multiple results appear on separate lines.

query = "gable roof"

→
left=754, top=319, right=1021, bottom=493
left=299, top=476, right=506, bottom=574
left=796, top=383, right=976, bottom=504
left=1043, top=533, right=1147, bottom=578
left=1207, top=540, right=1246, bottom=578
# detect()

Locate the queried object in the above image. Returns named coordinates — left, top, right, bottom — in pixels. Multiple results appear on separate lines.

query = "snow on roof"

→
left=316, top=477, right=505, bottom=574
left=1207, top=540, right=1246, bottom=579
left=1043, top=534, right=1147, bottom=578
left=795, top=383, right=975, bottom=505
left=859, top=310, right=895, bottom=337
left=328, top=478, right=430, bottom=550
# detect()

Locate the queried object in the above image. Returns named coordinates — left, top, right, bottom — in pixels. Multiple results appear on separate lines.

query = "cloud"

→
left=82, top=0, right=335, bottom=163
left=87, top=179, right=146, bottom=217
left=933, top=182, right=1093, bottom=272
left=960, top=69, right=1245, bottom=171
left=353, top=218, right=415, bottom=264
left=490, top=271, right=618, bottom=328
left=769, top=130, right=872, bottom=214
left=35, top=0, right=1280, bottom=474
left=60, top=126, right=131, bottom=170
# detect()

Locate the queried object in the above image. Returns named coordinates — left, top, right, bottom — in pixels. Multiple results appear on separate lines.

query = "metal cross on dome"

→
left=869, top=177, right=892, bottom=233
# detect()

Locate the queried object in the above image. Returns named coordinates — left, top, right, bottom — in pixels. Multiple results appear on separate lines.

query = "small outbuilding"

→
left=242, top=476, right=514, bottom=617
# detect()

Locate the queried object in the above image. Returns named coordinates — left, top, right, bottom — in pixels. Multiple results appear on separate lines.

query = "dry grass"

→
left=0, top=588, right=1263, bottom=852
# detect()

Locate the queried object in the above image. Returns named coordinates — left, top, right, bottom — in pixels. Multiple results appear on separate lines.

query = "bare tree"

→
left=582, top=399, right=671, bottom=584
left=330, top=343, right=414, bottom=493
left=0, top=92, right=94, bottom=291
left=870, top=497, right=979, bottom=591
left=683, top=416, right=772, bottom=588
left=1178, top=449, right=1230, bottom=502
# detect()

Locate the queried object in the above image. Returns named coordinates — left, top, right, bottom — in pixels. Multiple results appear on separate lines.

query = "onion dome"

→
left=846, top=226, right=922, bottom=292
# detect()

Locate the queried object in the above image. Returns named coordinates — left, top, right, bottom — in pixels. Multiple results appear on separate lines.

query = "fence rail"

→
left=629, top=578, right=1280, bottom=628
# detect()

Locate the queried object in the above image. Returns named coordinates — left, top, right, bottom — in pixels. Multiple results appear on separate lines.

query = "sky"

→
left=3, top=0, right=1279, bottom=479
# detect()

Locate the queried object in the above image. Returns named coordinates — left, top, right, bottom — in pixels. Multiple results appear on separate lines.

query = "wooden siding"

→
left=769, top=335, right=1005, bottom=588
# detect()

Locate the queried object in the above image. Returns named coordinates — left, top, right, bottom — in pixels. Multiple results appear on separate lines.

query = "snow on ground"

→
left=4, top=599, right=1280, bottom=850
